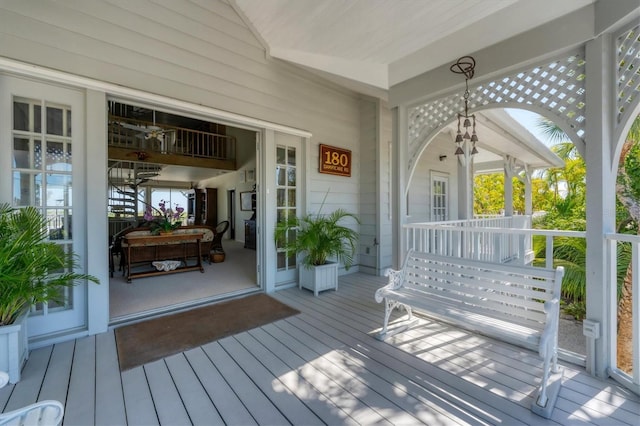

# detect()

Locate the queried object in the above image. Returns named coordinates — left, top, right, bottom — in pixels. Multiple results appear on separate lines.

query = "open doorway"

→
left=107, top=100, right=260, bottom=323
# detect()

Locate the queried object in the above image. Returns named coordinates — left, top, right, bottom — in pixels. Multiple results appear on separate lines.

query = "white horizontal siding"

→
left=0, top=0, right=364, bottom=250
left=0, top=0, right=361, bottom=137
left=359, top=99, right=377, bottom=272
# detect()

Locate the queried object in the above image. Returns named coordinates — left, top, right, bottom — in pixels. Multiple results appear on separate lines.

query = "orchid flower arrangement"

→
left=144, top=200, right=185, bottom=234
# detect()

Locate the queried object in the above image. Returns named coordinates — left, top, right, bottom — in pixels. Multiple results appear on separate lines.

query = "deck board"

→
left=64, top=336, right=96, bottom=426
left=183, top=346, right=257, bottom=425
left=233, top=331, right=355, bottom=425
left=95, top=331, right=127, bottom=426
left=121, top=366, right=158, bottom=426
left=248, top=326, right=389, bottom=425
left=4, top=346, right=52, bottom=412
left=2, top=272, right=640, bottom=425
left=273, top=318, right=468, bottom=425
left=262, top=321, right=420, bottom=425
left=145, top=359, right=192, bottom=425
left=218, top=335, right=324, bottom=426
left=278, top=315, right=480, bottom=425
left=163, top=353, right=224, bottom=425
left=38, top=340, right=73, bottom=404
left=201, top=340, right=291, bottom=425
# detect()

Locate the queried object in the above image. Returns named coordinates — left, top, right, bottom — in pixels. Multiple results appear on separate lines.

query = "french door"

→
left=274, top=134, right=303, bottom=286
left=1, top=76, right=87, bottom=337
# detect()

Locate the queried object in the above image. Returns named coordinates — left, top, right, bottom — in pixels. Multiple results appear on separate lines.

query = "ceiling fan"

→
left=112, top=110, right=176, bottom=159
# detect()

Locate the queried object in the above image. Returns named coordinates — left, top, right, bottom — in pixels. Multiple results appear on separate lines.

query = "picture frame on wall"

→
left=240, top=191, right=253, bottom=211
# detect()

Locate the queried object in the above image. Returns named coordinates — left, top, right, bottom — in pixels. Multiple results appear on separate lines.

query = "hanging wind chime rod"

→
left=450, top=56, right=479, bottom=156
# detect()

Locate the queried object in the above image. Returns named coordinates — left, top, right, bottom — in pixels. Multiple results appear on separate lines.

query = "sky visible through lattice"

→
left=505, top=108, right=554, bottom=147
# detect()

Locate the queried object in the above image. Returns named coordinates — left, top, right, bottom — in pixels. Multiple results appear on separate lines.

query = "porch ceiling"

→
left=231, top=0, right=595, bottom=95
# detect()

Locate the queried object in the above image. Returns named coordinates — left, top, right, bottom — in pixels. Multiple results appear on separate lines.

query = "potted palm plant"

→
left=0, top=204, right=99, bottom=383
left=275, top=206, right=359, bottom=296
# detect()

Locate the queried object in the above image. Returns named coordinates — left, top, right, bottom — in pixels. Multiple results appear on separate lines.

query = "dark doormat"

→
left=115, top=293, right=299, bottom=371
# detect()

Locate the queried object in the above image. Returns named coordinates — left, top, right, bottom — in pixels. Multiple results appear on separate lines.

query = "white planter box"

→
left=0, top=308, right=29, bottom=383
left=299, top=262, right=339, bottom=296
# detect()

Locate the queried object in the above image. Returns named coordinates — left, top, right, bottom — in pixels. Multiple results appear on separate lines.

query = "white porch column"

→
left=585, top=34, right=616, bottom=378
left=392, top=106, right=408, bottom=267
left=522, top=167, right=532, bottom=216
left=503, top=156, right=514, bottom=217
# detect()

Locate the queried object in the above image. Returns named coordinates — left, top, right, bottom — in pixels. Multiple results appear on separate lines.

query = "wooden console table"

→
left=123, top=232, right=204, bottom=282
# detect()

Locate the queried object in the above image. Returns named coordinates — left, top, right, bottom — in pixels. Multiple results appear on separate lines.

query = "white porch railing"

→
left=605, top=233, right=640, bottom=392
left=403, top=219, right=639, bottom=394
left=405, top=216, right=536, bottom=264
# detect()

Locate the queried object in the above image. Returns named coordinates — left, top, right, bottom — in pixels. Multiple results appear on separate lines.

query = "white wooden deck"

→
left=1, top=273, right=639, bottom=425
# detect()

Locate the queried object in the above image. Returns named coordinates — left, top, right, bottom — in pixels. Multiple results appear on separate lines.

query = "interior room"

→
left=107, top=101, right=260, bottom=323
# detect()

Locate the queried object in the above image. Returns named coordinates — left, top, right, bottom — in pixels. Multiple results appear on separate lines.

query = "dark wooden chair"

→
left=212, top=220, right=230, bottom=253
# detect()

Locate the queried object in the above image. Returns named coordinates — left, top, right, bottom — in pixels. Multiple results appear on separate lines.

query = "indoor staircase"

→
left=108, top=161, right=162, bottom=237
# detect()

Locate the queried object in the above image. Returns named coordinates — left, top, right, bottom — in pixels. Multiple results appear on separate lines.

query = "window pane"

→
left=277, top=147, right=285, bottom=165
left=288, top=189, right=296, bottom=206
left=276, top=166, right=285, bottom=186
left=277, top=209, right=286, bottom=223
left=46, top=106, right=64, bottom=136
left=34, top=105, right=41, bottom=133
left=46, top=141, right=70, bottom=171
left=287, top=166, right=296, bottom=186
left=34, top=140, right=42, bottom=169
left=277, top=252, right=286, bottom=270
left=13, top=172, right=42, bottom=206
left=13, top=138, right=30, bottom=168
left=46, top=174, right=72, bottom=207
left=67, top=109, right=72, bottom=137
left=277, top=189, right=285, bottom=207
left=287, top=147, right=296, bottom=166
left=47, top=208, right=72, bottom=241
left=13, top=101, right=29, bottom=131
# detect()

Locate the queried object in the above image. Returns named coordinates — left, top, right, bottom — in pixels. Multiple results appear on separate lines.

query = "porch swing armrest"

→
left=539, top=298, right=560, bottom=358
left=375, top=268, right=404, bottom=303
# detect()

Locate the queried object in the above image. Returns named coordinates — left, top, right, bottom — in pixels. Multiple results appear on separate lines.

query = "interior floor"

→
left=109, top=240, right=258, bottom=321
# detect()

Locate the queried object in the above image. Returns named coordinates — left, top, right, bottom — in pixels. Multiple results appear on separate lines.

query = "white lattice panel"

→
left=617, top=24, right=640, bottom=123
left=408, top=52, right=586, bottom=170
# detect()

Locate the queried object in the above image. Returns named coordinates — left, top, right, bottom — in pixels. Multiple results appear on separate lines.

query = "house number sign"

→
left=319, top=144, right=351, bottom=177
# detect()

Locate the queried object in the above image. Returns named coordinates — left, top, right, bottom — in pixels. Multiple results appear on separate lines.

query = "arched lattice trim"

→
left=408, top=51, right=586, bottom=171
left=617, top=23, right=640, bottom=124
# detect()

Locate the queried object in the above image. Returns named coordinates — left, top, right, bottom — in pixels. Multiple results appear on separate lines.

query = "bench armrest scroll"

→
left=375, top=268, right=403, bottom=303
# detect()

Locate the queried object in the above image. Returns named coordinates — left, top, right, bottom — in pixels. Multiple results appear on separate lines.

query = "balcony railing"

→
left=403, top=218, right=639, bottom=394
left=108, top=117, right=236, bottom=162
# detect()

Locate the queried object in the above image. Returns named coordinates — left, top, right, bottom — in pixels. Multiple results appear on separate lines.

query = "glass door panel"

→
left=275, top=136, right=302, bottom=285
left=5, top=78, right=86, bottom=338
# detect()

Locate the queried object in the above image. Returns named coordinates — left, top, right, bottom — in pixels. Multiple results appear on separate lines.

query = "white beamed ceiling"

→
left=232, top=0, right=595, bottom=93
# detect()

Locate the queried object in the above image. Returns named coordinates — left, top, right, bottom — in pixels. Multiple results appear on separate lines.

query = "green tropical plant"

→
left=275, top=207, right=360, bottom=270
left=0, top=203, right=99, bottom=326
